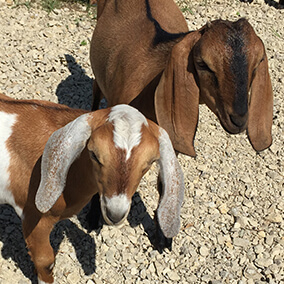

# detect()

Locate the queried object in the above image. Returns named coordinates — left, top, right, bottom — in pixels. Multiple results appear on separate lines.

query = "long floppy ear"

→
left=35, top=113, right=93, bottom=213
left=154, top=31, right=201, bottom=157
left=248, top=51, right=273, bottom=151
left=156, top=127, right=184, bottom=238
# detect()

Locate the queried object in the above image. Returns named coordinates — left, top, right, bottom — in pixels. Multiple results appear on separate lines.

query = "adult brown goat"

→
left=90, top=0, right=273, bottom=157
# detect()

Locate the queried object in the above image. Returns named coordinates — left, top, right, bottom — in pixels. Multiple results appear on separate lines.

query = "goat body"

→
left=0, top=94, right=184, bottom=283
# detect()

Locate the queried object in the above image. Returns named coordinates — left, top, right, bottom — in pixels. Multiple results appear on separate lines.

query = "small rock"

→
left=140, top=268, right=147, bottom=279
left=233, top=237, right=250, bottom=248
left=130, top=267, right=138, bottom=275
left=166, top=270, right=180, bottom=281
left=105, top=249, right=115, bottom=264
left=265, top=235, right=274, bottom=246
left=218, top=203, right=229, bottom=214
left=254, top=257, right=273, bottom=268
left=240, top=176, right=252, bottom=183
left=199, top=245, right=210, bottom=257
left=243, top=264, right=262, bottom=280
left=265, top=212, right=282, bottom=223
left=66, top=271, right=81, bottom=283
left=148, top=263, right=155, bottom=274
left=254, top=244, right=265, bottom=254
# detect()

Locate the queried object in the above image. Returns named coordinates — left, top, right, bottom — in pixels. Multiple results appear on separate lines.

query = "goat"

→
left=0, top=93, right=184, bottom=283
left=90, top=0, right=273, bottom=157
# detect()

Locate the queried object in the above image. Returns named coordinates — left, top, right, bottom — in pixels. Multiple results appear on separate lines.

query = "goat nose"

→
left=229, top=114, right=247, bottom=128
left=106, top=207, right=127, bottom=224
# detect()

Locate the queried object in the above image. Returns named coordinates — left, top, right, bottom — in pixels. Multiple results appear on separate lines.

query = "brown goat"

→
left=0, top=94, right=184, bottom=283
left=90, top=0, right=273, bottom=157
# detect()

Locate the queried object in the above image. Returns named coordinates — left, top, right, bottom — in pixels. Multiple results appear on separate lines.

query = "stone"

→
left=254, top=257, right=274, bottom=268
left=167, top=270, right=180, bottom=281
left=218, top=203, right=229, bottom=214
left=243, top=264, right=262, bottom=280
left=199, top=245, right=210, bottom=257
left=265, top=212, right=282, bottom=223
left=233, top=238, right=250, bottom=248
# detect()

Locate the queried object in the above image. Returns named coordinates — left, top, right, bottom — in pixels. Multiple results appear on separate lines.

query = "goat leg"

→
left=23, top=216, right=56, bottom=283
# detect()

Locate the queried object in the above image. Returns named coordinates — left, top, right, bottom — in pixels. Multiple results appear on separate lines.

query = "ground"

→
left=0, top=0, right=283, bottom=283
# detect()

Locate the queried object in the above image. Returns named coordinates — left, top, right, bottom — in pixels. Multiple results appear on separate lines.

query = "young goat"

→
left=0, top=93, right=184, bottom=283
left=90, top=0, right=273, bottom=156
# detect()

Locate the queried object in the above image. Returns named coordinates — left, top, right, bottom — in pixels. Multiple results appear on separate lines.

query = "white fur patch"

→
left=105, top=194, right=130, bottom=214
left=108, top=105, right=148, bottom=160
left=0, top=112, right=23, bottom=217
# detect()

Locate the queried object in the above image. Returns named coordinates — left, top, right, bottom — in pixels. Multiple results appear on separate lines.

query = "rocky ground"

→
left=0, top=0, right=283, bottom=283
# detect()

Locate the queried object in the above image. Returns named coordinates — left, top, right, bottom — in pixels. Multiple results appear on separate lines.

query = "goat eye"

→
left=91, top=151, right=102, bottom=165
left=196, top=60, right=214, bottom=73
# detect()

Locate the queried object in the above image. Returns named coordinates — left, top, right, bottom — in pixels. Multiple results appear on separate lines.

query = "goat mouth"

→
left=218, top=112, right=247, bottom=134
left=100, top=200, right=131, bottom=227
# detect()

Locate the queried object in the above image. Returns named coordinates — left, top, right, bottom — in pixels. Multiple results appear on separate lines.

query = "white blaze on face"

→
left=108, top=105, right=148, bottom=160
left=0, top=112, right=23, bottom=217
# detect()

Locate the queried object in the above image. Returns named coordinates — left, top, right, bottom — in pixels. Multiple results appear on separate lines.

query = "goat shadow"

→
left=56, top=54, right=158, bottom=245
left=240, top=0, right=284, bottom=9
left=56, top=54, right=93, bottom=110
left=0, top=204, right=96, bottom=283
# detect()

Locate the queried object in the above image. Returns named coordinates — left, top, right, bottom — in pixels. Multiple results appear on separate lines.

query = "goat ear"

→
left=156, top=127, right=184, bottom=238
left=154, top=31, right=201, bottom=157
left=35, top=113, right=93, bottom=213
left=248, top=52, right=273, bottom=151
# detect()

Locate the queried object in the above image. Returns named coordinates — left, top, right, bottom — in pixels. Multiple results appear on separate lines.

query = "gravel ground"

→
left=0, top=0, right=283, bottom=283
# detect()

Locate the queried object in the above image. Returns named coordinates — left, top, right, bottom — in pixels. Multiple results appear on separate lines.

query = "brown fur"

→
left=90, top=1, right=273, bottom=156
left=90, top=0, right=188, bottom=108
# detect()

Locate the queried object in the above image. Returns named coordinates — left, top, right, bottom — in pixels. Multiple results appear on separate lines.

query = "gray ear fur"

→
left=157, top=128, right=185, bottom=238
left=35, top=113, right=92, bottom=213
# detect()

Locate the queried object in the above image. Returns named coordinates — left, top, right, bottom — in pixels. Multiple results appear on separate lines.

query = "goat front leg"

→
left=23, top=216, right=56, bottom=284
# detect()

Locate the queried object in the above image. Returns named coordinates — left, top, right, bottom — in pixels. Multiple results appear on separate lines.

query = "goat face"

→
left=36, top=104, right=183, bottom=238
left=193, top=19, right=265, bottom=134
left=87, top=121, right=160, bottom=226
left=155, top=18, right=273, bottom=156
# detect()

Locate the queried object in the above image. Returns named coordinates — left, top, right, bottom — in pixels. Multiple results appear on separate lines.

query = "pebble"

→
left=199, top=245, right=210, bottom=257
left=233, top=238, right=251, bottom=248
left=167, top=270, right=180, bottom=281
left=265, top=212, right=283, bottom=223
left=218, top=203, right=229, bottom=214
left=254, top=257, right=274, bottom=268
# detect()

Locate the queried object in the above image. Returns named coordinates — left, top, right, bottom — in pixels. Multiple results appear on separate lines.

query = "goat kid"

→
left=0, top=94, right=184, bottom=283
left=90, top=0, right=273, bottom=156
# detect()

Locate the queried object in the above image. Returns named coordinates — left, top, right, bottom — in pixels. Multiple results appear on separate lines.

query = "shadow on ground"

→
left=56, top=54, right=93, bottom=110
left=240, top=0, right=284, bottom=9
